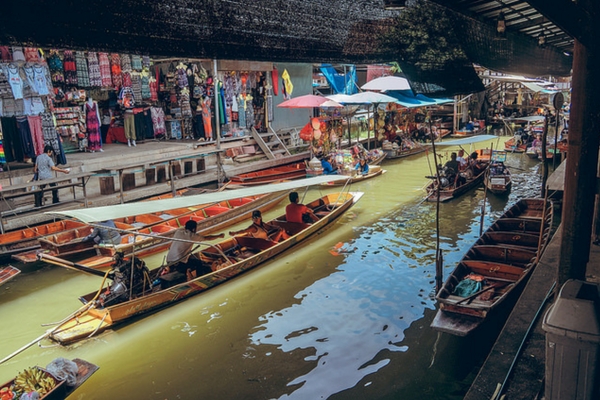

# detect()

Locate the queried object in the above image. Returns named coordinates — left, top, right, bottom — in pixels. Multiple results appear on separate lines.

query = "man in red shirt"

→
left=285, top=192, right=318, bottom=223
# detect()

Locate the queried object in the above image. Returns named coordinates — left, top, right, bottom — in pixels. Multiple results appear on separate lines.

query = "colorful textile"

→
left=201, top=98, right=213, bottom=140
left=131, top=55, right=143, bottom=71
left=41, top=112, right=66, bottom=165
left=87, top=52, right=102, bottom=87
left=120, top=54, right=132, bottom=72
left=149, top=78, right=158, bottom=102
left=110, top=53, right=122, bottom=89
left=75, top=51, right=90, bottom=87
left=0, top=140, right=5, bottom=164
left=47, top=50, right=64, bottom=84
left=63, top=50, right=78, bottom=85
left=150, top=107, right=166, bottom=136
left=0, top=68, right=11, bottom=97
left=141, top=74, right=150, bottom=99
left=27, top=115, right=44, bottom=156
left=86, top=102, right=101, bottom=151
left=98, top=52, right=112, bottom=87
left=24, top=47, right=40, bottom=63
left=131, top=72, right=142, bottom=102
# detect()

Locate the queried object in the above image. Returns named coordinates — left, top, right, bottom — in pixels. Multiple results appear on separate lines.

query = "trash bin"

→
left=542, top=279, right=600, bottom=400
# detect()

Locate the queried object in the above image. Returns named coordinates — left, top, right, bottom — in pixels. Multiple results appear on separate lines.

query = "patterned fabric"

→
left=142, top=56, right=151, bottom=68
left=86, top=102, right=101, bottom=151
left=131, top=55, right=143, bottom=71
left=63, top=50, right=77, bottom=85
left=75, top=51, right=90, bottom=87
left=120, top=54, right=132, bottom=72
left=0, top=68, right=11, bottom=97
left=98, top=52, right=112, bottom=87
left=122, top=71, right=132, bottom=88
left=22, top=65, right=36, bottom=97
left=131, top=72, right=142, bottom=102
left=149, top=78, right=158, bottom=102
left=150, top=107, right=166, bottom=136
left=110, top=53, right=122, bottom=89
left=41, top=112, right=66, bottom=165
left=24, top=48, right=41, bottom=63
left=87, top=52, right=102, bottom=87
left=47, top=50, right=64, bottom=84
left=141, top=74, right=150, bottom=99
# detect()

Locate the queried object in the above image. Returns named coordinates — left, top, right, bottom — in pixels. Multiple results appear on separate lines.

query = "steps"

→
left=251, top=127, right=291, bottom=159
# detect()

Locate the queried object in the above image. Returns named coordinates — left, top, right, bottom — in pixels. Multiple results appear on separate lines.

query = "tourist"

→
left=456, top=149, right=468, bottom=170
left=229, top=210, right=288, bottom=242
left=166, top=220, right=225, bottom=280
left=285, top=191, right=318, bottom=223
left=86, top=220, right=122, bottom=246
left=34, top=145, right=70, bottom=207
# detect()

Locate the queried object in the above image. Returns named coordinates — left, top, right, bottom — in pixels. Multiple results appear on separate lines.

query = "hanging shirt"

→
left=23, top=97, right=45, bottom=115
left=33, top=65, right=50, bottom=96
left=6, top=64, right=23, bottom=100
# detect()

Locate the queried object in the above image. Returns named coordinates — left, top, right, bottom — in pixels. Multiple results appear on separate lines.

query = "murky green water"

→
left=0, top=139, right=547, bottom=399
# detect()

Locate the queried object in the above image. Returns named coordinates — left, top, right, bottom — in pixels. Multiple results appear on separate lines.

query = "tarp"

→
left=319, top=64, right=358, bottom=95
left=46, top=175, right=351, bottom=223
left=521, top=82, right=559, bottom=94
left=436, top=135, right=498, bottom=146
left=386, top=91, right=453, bottom=108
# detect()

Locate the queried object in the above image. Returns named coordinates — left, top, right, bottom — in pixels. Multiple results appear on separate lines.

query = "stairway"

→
left=251, top=127, right=291, bottom=159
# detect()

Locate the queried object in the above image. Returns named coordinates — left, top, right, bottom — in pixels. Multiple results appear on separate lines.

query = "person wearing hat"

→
left=166, top=219, right=225, bottom=280
left=229, top=210, right=288, bottom=242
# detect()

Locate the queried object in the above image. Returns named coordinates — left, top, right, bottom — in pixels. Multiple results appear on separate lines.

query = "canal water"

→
left=0, top=139, right=548, bottom=399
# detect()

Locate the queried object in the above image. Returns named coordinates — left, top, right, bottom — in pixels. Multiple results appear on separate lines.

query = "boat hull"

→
left=228, top=162, right=306, bottom=186
left=319, top=168, right=385, bottom=187
left=50, top=192, right=362, bottom=344
left=431, top=198, right=553, bottom=336
left=425, top=166, right=488, bottom=202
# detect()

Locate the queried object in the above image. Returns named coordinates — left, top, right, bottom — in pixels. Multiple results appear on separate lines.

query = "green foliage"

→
left=380, top=0, right=470, bottom=70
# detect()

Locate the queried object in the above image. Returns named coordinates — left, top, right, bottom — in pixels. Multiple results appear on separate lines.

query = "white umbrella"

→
left=328, top=92, right=399, bottom=104
left=361, top=76, right=411, bottom=92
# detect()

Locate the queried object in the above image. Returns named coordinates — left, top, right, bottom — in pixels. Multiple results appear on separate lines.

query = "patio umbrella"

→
left=361, top=76, right=411, bottom=92
left=278, top=94, right=343, bottom=108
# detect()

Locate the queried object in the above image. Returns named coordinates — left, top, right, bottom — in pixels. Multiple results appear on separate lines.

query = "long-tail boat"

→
left=431, top=198, right=553, bottom=336
left=16, top=192, right=288, bottom=267
left=504, top=137, right=527, bottom=153
left=381, top=140, right=429, bottom=160
left=424, top=162, right=489, bottom=202
left=485, top=163, right=512, bottom=195
left=45, top=189, right=361, bottom=345
left=227, top=162, right=306, bottom=186
left=319, top=166, right=386, bottom=187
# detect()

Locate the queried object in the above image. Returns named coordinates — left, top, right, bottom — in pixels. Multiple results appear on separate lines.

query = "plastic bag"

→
left=28, top=173, right=38, bottom=192
left=45, top=358, right=78, bottom=386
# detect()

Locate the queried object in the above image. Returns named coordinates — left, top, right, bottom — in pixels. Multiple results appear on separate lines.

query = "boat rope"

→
left=490, top=281, right=557, bottom=400
left=86, top=312, right=109, bottom=340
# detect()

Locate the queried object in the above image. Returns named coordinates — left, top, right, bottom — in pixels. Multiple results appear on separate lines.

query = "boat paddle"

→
left=456, top=281, right=511, bottom=305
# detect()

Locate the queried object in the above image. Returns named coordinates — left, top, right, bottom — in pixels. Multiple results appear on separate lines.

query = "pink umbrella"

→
left=278, top=94, right=343, bottom=108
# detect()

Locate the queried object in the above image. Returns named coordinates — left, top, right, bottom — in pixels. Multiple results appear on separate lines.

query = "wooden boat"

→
left=431, top=198, right=553, bottom=336
left=319, top=166, right=386, bottom=187
left=0, top=358, right=98, bottom=399
left=0, top=220, right=86, bottom=261
left=485, top=164, right=512, bottom=195
left=22, top=192, right=288, bottom=268
left=526, top=146, right=540, bottom=159
left=382, top=141, right=429, bottom=160
left=424, top=160, right=489, bottom=202
left=46, top=191, right=363, bottom=344
left=450, top=129, right=479, bottom=138
left=504, top=137, right=527, bottom=153
left=228, top=162, right=306, bottom=186
left=0, top=265, right=20, bottom=286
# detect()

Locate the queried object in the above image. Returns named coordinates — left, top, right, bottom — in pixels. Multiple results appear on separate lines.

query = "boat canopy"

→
left=46, top=175, right=350, bottom=223
left=436, top=135, right=498, bottom=147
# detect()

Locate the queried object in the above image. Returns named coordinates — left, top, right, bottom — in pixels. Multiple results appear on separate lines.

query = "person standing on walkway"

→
left=34, top=145, right=70, bottom=207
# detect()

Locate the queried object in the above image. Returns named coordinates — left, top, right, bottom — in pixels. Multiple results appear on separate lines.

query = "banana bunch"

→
left=13, top=367, right=56, bottom=396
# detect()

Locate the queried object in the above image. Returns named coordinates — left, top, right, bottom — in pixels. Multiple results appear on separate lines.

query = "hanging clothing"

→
left=63, top=50, right=77, bottom=85
left=47, top=50, right=64, bottom=85
left=150, top=107, right=166, bottom=137
left=131, top=73, right=142, bottom=102
left=194, top=114, right=205, bottom=140
left=41, top=112, right=66, bottom=165
left=0, top=68, right=11, bottom=97
left=6, top=64, right=24, bottom=100
left=16, top=116, right=36, bottom=159
left=120, top=54, right=132, bottom=72
left=85, top=102, right=102, bottom=151
left=75, top=51, right=90, bottom=87
left=271, top=68, right=279, bottom=96
left=22, top=65, right=37, bottom=97
left=201, top=98, right=213, bottom=140
left=149, top=78, right=158, bottom=102
left=23, top=97, right=45, bottom=116
left=11, top=47, right=25, bottom=62
left=131, top=55, right=143, bottom=71
left=87, top=52, right=102, bottom=87
left=98, top=52, right=112, bottom=87
left=30, top=65, right=49, bottom=96
left=110, top=53, right=122, bottom=89
left=27, top=115, right=44, bottom=156
left=0, top=46, right=11, bottom=61
left=24, top=47, right=40, bottom=63
left=141, top=74, right=151, bottom=99
left=0, top=117, right=23, bottom=162
left=237, top=96, right=246, bottom=128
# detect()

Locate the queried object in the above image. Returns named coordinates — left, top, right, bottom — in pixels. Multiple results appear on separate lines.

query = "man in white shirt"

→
left=456, top=149, right=468, bottom=170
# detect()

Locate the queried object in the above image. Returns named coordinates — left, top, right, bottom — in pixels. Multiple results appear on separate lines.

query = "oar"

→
left=39, top=254, right=109, bottom=278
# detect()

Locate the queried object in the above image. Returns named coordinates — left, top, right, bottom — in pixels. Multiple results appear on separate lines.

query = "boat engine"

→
left=97, top=252, right=150, bottom=307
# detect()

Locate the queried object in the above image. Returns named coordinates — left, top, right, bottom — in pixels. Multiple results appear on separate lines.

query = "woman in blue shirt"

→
left=354, top=158, right=369, bottom=175
left=321, top=155, right=338, bottom=175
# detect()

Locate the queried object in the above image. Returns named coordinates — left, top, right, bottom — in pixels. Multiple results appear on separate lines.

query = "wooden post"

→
left=558, top=39, right=600, bottom=284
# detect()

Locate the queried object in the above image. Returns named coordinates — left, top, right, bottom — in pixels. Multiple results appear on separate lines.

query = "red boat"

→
left=228, top=162, right=306, bottom=186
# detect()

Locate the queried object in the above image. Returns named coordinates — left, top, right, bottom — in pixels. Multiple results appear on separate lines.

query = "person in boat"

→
left=531, top=134, right=542, bottom=149
left=469, top=151, right=485, bottom=176
left=166, top=219, right=225, bottom=280
left=443, top=152, right=466, bottom=187
left=229, top=210, right=288, bottom=242
left=456, top=149, right=468, bottom=170
left=285, top=191, right=318, bottom=224
left=321, top=155, right=338, bottom=175
left=490, top=161, right=507, bottom=176
left=354, top=158, right=369, bottom=176
left=86, top=220, right=122, bottom=246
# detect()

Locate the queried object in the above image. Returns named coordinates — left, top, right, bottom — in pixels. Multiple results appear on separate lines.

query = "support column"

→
left=558, top=39, right=600, bottom=284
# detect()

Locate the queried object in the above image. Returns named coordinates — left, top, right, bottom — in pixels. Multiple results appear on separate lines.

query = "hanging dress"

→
left=98, top=52, right=112, bottom=87
left=201, top=98, right=213, bottom=140
left=75, top=51, right=90, bottom=87
left=87, top=52, right=102, bottom=87
left=110, top=53, right=122, bottom=89
left=86, top=102, right=101, bottom=151
left=63, top=50, right=78, bottom=85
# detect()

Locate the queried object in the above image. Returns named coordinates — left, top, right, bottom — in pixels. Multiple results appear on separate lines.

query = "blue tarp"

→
left=386, top=90, right=453, bottom=108
left=319, top=64, right=358, bottom=95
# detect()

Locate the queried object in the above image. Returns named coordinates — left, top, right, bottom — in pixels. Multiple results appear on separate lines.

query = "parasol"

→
left=278, top=94, right=343, bottom=108
left=361, top=76, right=412, bottom=92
